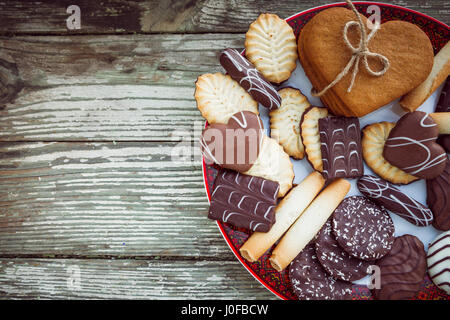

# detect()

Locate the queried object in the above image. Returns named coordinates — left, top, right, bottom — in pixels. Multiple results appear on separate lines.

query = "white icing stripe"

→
left=223, top=49, right=280, bottom=109
left=358, top=175, right=433, bottom=226
left=386, top=136, right=447, bottom=175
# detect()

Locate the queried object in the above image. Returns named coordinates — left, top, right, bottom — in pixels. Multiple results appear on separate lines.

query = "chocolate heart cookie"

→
left=200, top=111, right=264, bottom=172
left=383, top=111, right=447, bottom=180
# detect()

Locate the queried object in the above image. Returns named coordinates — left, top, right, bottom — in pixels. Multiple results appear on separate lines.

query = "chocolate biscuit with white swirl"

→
left=358, top=175, right=433, bottom=227
left=427, top=231, right=450, bottom=294
left=426, top=160, right=450, bottom=231
left=318, top=116, right=364, bottom=180
left=373, top=234, right=427, bottom=300
left=383, top=111, right=447, bottom=179
left=208, top=169, right=279, bottom=232
left=220, top=48, right=281, bottom=110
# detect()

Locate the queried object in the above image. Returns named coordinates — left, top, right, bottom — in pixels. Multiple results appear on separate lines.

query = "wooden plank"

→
left=0, top=34, right=241, bottom=141
left=0, top=0, right=447, bottom=34
left=0, top=258, right=275, bottom=299
left=0, top=141, right=235, bottom=258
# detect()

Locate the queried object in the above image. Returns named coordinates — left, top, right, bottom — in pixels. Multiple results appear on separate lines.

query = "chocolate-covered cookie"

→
left=318, top=116, right=364, bottom=180
left=315, top=219, right=371, bottom=282
left=426, top=159, right=450, bottom=231
left=373, top=234, right=427, bottom=300
left=383, top=111, right=447, bottom=179
left=200, top=111, right=263, bottom=172
left=436, top=77, right=450, bottom=152
left=220, top=48, right=281, bottom=110
left=427, top=231, right=450, bottom=294
left=332, top=196, right=395, bottom=261
left=289, top=244, right=353, bottom=300
left=436, top=77, right=450, bottom=113
left=208, top=169, right=279, bottom=232
left=358, top=175, right=433, bottom=227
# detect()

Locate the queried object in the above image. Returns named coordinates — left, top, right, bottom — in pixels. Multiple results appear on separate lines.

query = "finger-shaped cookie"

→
left=244, top=135, right=294, bottom=197
left=270, top=178, right=350, bottom=271
left=269, top=87, right=310, bottom=159
left=430, top=112, right=450, bottom=134
left=195, top=72, right=258, bottom=124
left=362, top=122, right=418, bottom=185
left=240, top=172, right=325, bottom=262
left=300, top=106, right=329, bottom=172
left=400, top=42, right=450, bottom=112
left=245, top=13, right=297, bottom=84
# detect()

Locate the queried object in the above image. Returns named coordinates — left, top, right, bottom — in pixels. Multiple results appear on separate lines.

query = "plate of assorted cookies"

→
left=195, top=0, right=450, bottom=300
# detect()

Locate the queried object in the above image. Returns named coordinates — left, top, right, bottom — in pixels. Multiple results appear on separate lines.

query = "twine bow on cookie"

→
left=311, top=0, right=390, bottom=97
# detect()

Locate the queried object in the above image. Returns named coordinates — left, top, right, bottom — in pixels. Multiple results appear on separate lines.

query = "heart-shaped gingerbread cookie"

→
left=200, top=111, right=264, bottom=172
left=383, top=111, right=447, bottom=179
left=298, top=7, right=434, bottom=117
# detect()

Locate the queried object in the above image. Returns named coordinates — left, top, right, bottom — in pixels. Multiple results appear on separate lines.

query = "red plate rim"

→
left=201, top=1, right=450, bottom=300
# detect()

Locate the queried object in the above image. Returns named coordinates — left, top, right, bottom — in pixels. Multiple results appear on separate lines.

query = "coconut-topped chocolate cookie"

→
left=289, top=244, right=353, bottom=300
left=315, top=219, right=371, bottom=282
left=332, top=196, right=395, bottom=261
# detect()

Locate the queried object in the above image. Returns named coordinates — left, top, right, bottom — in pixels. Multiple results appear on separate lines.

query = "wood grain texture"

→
left=0, top=141, right=234, bottom=258
left=0, top=34, right=243, bottom=141
left=0, top=258, right=275, bottom=299
left=0, top=0, right=447, bottom=34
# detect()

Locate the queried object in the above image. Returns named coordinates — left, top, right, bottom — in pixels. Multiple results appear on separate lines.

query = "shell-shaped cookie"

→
left=270, top=88, right=310, bottom=159
left=427, top=231, right=450, bottom=294
left=245, top=13, right=298, bottom=84
left=244, top=135, right=294, bottom=197
left=362, top=122, right=417, bottom=185
left=300, top=107, right=328, bottom=172
left=195, top=73, right=258, bottom=124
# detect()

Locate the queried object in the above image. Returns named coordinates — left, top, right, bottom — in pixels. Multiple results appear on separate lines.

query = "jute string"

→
left=311, top=0, right=390, bottom=97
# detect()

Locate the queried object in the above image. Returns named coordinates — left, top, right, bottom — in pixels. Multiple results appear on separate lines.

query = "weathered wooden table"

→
left=0, top=0, right=448, bottom=299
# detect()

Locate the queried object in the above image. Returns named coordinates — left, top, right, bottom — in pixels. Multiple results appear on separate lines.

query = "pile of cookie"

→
left=194, top=7, right=450, bottom=300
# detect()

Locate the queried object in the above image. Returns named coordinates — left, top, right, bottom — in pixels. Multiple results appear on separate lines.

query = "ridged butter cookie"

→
left=195, top=72, right=258, bottom=124
left=269, top=87, right=310, bottom=159
left=300, top=106, right=329, bottom=172
left=245, top=13, right=297, bottom=84
left=362, top=122, right=418, bottom=185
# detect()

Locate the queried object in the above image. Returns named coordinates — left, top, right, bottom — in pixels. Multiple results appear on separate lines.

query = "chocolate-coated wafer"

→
left=319, top=116, right=364, bottom=180
left=220, top=48, right=281, bottom=110
left=208, top=169, right=279, bottom=232
left=358, top=175, right=433, bottom=227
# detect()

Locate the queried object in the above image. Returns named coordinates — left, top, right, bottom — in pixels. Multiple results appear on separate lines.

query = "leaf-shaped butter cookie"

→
left=245, top=13, right=298, bottom=84
left=195, top=72, right=258, bottom=124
